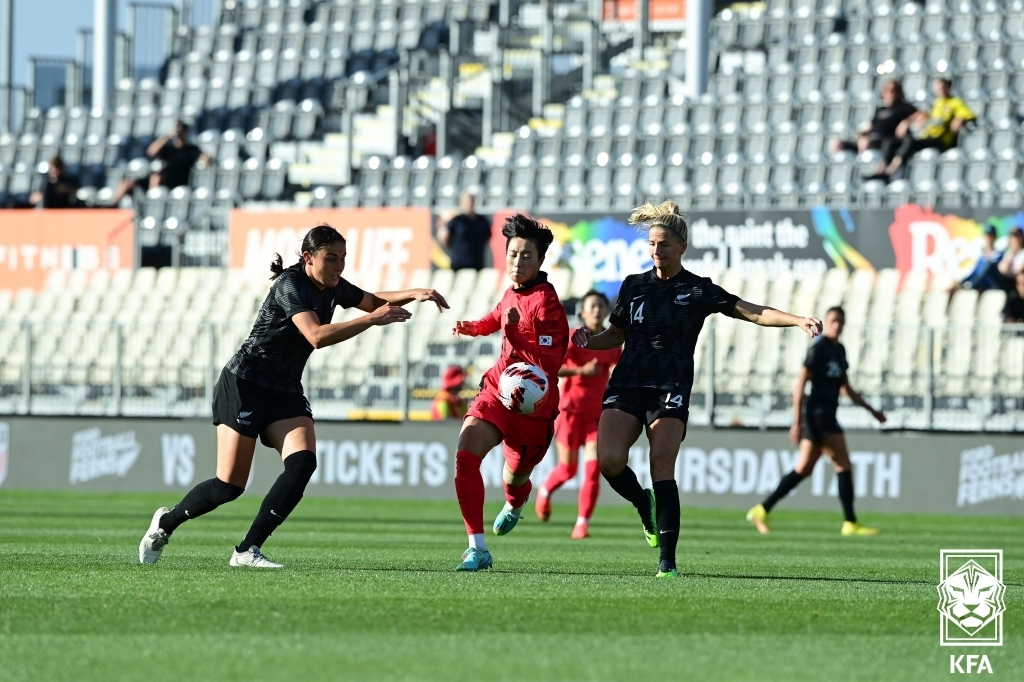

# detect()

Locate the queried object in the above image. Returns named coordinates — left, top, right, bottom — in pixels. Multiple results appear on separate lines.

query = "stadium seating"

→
left=3, top=0, right=1024, bottom=218
left=1, top=266, right=1020, bottom=429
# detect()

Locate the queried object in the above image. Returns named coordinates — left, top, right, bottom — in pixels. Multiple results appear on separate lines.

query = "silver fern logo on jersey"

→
left=938, top=549, right=1005, bottom=646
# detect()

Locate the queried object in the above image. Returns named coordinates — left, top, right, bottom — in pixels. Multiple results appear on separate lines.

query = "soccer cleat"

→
left=455, top=547, right=493, bottom=572
left=571, top=522, right=589, bottom=540
left=746, top=503, right=771, bottom=534
left=229, top=545, right=284, bottom=568
left=656, top=560, right=678, bottom=578
left=535, top=493, right=551, bottom=522
left=492, top=502, right=522, bottom=535
left=138, top=507, right=170, bottom=564
left=841, top=521, right=879, bottom=536
left=642, top=488, right=659, bottom=548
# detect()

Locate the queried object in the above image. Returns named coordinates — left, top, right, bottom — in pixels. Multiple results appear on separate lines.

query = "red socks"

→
left=541, top=462, right=578, bottom=497
left=504, top=479, right=532, bottom=509
left=455, top=450, right=485, bottom=535
left=577, top=460, right=601, bottom=520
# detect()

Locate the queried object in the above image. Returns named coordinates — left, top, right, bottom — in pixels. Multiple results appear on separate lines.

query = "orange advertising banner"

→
left=603, top=0, right=686, bottom=21
left=229, top=207, right=433, bottom=286
left=0, top=209, right=135, bottom=290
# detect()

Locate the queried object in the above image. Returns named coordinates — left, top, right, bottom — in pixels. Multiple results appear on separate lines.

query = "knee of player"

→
left=285, top=450, right=318, bottom=477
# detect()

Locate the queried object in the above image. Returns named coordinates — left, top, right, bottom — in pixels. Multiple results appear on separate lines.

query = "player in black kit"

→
left=571, top=201, right=823, bottom=578
left=747, top=306, right=886, bottom=536
left=138, top=224, right=448, bottom=567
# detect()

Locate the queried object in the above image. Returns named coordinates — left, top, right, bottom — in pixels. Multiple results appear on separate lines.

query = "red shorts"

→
left=555, top=410, right=601, bottom=452
left=466, top=391, right=555, bottom=474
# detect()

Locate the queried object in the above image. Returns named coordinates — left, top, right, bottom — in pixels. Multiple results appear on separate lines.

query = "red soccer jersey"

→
left=466, top=273, right=569, bottom=419
left=558, top=342, right=622, bottom=414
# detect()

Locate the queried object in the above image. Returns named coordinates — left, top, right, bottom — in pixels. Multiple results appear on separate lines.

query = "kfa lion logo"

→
left=938, top=551, right=1005, bottom=646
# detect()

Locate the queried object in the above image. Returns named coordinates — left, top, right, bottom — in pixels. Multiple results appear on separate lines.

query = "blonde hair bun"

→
left=628, top=200, right=689, bottom=243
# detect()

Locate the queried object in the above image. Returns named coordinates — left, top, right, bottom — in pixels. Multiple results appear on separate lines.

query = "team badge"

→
left=938, top=549, right=1005, bottom=646
left=539, top=335, right=553, bottom=346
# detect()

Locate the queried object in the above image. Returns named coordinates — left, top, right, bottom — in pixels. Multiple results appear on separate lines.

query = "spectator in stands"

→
left=29, top=156, right=80, bottom=208
left=1003, top=271, right=1024, bottom=324
left=960, top=223, right=1003, bottom=292
left=830, top=80, right=916, bottom=158
left=109, top=120, right=210, bottom=205
left=430, top=365, right=468, bottom=420
left=876, top=77, right=975, bottom=180
left=997, top=227, right=1024, bottom=286
left=437, top=191, right=491, bottom=271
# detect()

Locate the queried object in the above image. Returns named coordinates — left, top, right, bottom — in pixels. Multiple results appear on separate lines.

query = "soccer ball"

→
left=498, top=362, right=549, bottom=414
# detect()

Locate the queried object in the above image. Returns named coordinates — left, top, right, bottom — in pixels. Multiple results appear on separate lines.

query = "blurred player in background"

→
left=451, top=215, right=569, bottom=571
left=573, top=201, right=822, bottom=578
left=535, top=290, right=621, bottom=539
left=430, top=365, right=469, bottom=420
left=139, top=224, right=447, bottom=568
left=747, top=306, right=886, bottom=536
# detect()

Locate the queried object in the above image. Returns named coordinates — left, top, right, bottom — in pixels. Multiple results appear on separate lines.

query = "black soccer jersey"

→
left=225, top=262, right=365, bottom=393
left=803, top=337, right=848, bottom=415
left=608, top=268, right=739, bottom=394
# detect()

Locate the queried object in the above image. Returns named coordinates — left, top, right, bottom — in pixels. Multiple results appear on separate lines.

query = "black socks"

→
left=604, top=466, right=652, bottom=530
left=160, top=478, right=244, bottom=535
left=762, top=470, right=806, bottom=512
left=837, top=470, right=857, bottom=523
left=237, top=450, right=317, bottom=552
left=762, top=468, right=857, bottom=522
left=653, top=479, right=680, bottom=567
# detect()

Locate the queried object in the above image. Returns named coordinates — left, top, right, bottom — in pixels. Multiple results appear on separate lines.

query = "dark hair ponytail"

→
left=269, top=253, right=285, bottom=280
left=268, top=223, right=346, bottom=280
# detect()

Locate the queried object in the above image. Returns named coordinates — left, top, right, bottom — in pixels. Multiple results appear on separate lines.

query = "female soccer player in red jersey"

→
left=451, top=214, right=569, bottom=571
left=573, top=201, right=822, bottom=578
left=535, top=290, right=621, bottom=539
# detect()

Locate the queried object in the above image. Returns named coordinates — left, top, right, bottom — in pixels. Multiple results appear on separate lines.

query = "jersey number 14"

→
left=629, top=300, right=645, bottom=324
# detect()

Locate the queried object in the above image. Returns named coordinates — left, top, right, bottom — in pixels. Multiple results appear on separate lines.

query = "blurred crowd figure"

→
left=30, top=156, right=80, bottom=208
left=830, top=79, right=917, bottom=159
left=873, top=78, right=975, bottom=181
left=1004, top=271, right=1024, bottom=324
left=430, top=366, right=468, bottom=420
left=437, top=191, right=491, bottom=271
left=110, top=120, right=211, bottom=206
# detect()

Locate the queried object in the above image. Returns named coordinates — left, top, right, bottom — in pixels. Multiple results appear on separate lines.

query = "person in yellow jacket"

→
left=430, top=365, right=469, bottom=420
left=879, top=77, right=975, bottom=179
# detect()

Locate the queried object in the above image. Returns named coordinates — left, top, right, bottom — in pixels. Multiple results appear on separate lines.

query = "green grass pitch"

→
left=1, top=490, right=1021, bottom=681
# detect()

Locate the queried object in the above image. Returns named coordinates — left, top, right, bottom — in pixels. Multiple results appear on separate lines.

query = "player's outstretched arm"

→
left=356, top=289, right=448, bottom=313
left=453, top=302, right=502, bottom=338
left=292, top=306, right=411, bottom=349
left=571, top=325, right=624, bottom=350
left=841, top=378, right=887, bottom=424
left=733, top=300, right=823, bottom=337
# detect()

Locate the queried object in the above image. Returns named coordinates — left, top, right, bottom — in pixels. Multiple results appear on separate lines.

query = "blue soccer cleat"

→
left=455, top=547, right=493, bottom=572
left=492, top=502, right=523, bottom=535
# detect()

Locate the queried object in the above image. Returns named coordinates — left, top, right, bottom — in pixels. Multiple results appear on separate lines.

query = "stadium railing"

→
left=1, top=319, right=1022, bottom=432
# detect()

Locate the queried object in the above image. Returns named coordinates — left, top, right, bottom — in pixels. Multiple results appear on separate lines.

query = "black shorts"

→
left=802, top=409, right=842, bottom=444
left=602, top=387, right=689, bottom=427
left=212, top=368, right=312, bottom=447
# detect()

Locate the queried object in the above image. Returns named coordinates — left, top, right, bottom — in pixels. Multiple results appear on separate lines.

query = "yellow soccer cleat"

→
left=746, top=504, right=770, bottom=534
left=841, top=521, right=879, bottom=536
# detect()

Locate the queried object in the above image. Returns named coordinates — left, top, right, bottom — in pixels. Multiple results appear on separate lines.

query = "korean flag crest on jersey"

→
left=538, top=335, right=553, bottom=346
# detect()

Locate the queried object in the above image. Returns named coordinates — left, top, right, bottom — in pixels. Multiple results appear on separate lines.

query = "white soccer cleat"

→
left=139, top=507, right=170, bottom=564
left=229, top=545, right=284, bottom=568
